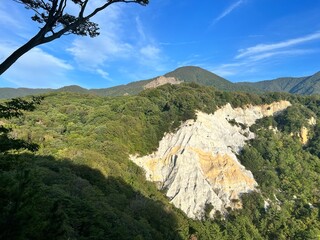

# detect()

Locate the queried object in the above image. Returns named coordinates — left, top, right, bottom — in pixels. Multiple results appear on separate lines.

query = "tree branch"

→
left=79, top=0, right=89, bottom=18
left=1, top=0, right=149, bottom=75
left=42, top=19, right=84, bottom=43
left=57, top=0, right=67, bottom=15
left=86, top=0, right=147, bottom=20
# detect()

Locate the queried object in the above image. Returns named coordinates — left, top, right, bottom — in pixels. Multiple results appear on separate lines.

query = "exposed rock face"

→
left=131, top=101, right=291, bottom=219
left=300, top=127, right=309, bottom=145
left=308, top=116, right=317, bottom=126
left=299, top=117, right=317, bottom=144
left=144, top=76, right=182, bottom=89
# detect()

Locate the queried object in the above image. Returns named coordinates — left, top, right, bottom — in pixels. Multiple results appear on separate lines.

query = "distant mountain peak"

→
left=57, top=85, right=89, bottom=93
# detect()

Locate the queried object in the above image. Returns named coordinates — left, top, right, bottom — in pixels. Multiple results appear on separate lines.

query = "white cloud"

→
left=0, top=1, right=40, bottom=41
left=136, top=17, right=147, bottom=41
left=0, top=0, right=168, bottom=86
left=209, top=31, right=320, bottom=79
left=67, top=35, right=133, bottom=68
left=67, top=3, right=168, bottom=78
left=248, top=49, right=315, bottom=61
left=0, top=43, right=74, bottom=88
left=0, top=7, right=22, bottom=30
left=137, top=44, right=166, bottom=72
left=67, top=5, right=134, bottom=68
left=211, top=49, right=318, bottom=78
left=210, top=62, right=247, bottom=77
left=96, top=68, right=111, bottom=80
left=140, top=45, right=161, bottom=59
left=213, top=0, right=244, bottom=24
left=236, top=31, right=320, bottom=59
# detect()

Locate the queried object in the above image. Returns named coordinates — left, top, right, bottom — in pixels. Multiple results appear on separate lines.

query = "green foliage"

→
left=236, top=101, right=320, bottom=239
left=0, top=96, right=43, bottom=152
left=307, top=121, right=320, bottom=157
left=1, top=84, right=320, bottom=239
left=275, top=104, right=315, bottom=133
left=0, top=96, right=43, bottom=119
left=0, top=154, right=182, bottom=240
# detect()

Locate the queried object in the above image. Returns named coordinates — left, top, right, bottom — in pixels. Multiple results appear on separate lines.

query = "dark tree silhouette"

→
left=0, top=96, right=43, bottom=152
left=0, top=0, right=149, bottom=75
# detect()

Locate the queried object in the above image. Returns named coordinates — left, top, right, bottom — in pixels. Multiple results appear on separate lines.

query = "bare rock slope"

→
left=131, top=101, right=291, bottom=219
left=143, top=76, right=182, bottom=89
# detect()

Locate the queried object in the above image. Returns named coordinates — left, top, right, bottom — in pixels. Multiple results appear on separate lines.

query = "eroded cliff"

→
left=131, top=101, right=291, bottom=219
left=144, top=76, right=182, bottom=89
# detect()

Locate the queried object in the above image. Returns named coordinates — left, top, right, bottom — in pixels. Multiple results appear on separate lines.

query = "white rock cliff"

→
left=131, top=101, right=291, bottom=219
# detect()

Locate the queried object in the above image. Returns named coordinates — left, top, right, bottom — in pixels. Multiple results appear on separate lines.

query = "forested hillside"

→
left=238, top=71, right=320, bottom=95
left=0, top=83, right=319, bottom=239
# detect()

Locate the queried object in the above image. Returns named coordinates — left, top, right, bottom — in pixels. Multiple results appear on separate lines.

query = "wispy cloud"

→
left=0, top=43, right=74, bottom=88
left=247, top=49, right=316, bottom=61
left=209, top=31, right=320, bottom=79
left=212, top=48, right=319, bottom=78
left=67, top=5, right=132, bottom=67
left=96, top=69, right=111, bottom=80
left=159, top=41, right=198, bottom=46
left=135, top=17, right=147, bottom=42
left=0, top=1, right=41, bottom=42
left=0, top=0, right=168, bottom=86
left=140, top=45, right=161, bottom=60
left=236, top=32, right=320, bottom=59
left=67, top=7, right=167, bottom=79
left=213, top=0, right=244, bottom=24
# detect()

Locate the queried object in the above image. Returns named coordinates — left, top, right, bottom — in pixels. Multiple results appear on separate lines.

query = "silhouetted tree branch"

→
left=0, top=0, right=149, bottom=75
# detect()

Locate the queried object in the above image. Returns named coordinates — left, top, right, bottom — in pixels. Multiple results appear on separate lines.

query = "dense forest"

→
left=0, top=83, right=319, bottom=239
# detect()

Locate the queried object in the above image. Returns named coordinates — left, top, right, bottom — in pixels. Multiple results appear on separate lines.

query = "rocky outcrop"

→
left=298, top=117, right=317, bottom=144
left=144, top=76, right=182, bottom=89
left=300, top=127, right=309, bottom=145
left=131, top=101, right=291, bottom=219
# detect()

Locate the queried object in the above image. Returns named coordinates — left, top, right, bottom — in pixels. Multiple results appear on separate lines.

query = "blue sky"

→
left=0, top=0, right=320, bottom=88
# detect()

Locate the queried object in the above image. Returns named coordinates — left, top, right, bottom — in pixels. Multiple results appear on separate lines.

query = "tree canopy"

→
left=0, top=84, right=320, bottom=239
left=0, top=0, right=149, bottom=75
left=0, top=96, right=43, bottom=152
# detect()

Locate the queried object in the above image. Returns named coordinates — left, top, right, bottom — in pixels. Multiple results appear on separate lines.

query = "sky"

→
left=0, top=0, right=320, bottom=89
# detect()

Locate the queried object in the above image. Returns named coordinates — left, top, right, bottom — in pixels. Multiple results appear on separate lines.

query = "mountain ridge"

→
left=0, top=66, right=319, bottom=99
left=238, top=71, right=320, bottom=95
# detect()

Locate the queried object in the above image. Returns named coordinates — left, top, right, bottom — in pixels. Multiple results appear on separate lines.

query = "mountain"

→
left=0, top=66, right=259, bottom=99
left=0, top=87, right=51, bottom=99
left=1, top=67, right=320, bottom=99
left=238, top=71, right=320, bottom=95
left=0, top=85, right=90, bottom=99
left=91, top=78, right=153, bottom=96
left=57, top=85, right=90, bottom=93
left=1, top=83, right=320, bottom=239
left=97, top=66, right=259, bottom=96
